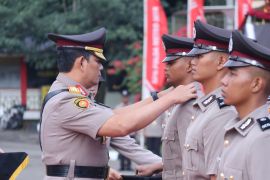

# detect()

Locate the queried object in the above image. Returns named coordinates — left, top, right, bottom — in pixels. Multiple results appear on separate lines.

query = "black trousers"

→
left=145, top=137, right=161, bottom=156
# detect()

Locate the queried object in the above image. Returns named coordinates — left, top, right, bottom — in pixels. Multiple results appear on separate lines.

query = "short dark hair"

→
left=56, top=48, right=91, bottom=72
left=250, top=67, right=270, bottom=96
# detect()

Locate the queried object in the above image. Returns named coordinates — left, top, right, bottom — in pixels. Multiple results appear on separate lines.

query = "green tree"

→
left=0, top=0, right=143, bottom=69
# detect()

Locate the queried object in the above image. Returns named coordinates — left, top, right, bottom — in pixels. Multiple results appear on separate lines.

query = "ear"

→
left=77, top=56, right=86, bottom=71
left=217, top=54, right=227, bottom=71
left=186, top=59, right=192, bottom=73
left=250, top=77, right=264, bottom=93
left=73, top=56, right=83, bottom=69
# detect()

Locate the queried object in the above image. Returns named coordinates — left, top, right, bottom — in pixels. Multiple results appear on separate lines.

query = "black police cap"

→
left=224, top=30, right=270, bottom=71
left=188, top=20, right=231, bottom=56
left=162, top=34, right=194, bottom=62
left=48, top=28, right=107, bottom=61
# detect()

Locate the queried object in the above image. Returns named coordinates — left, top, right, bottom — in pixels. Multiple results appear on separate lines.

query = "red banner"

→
left=187, top=0, right=206, bottom=38
left=235, top=0, right=253, bottom=29
left=142, top=0, right=168, bottom=97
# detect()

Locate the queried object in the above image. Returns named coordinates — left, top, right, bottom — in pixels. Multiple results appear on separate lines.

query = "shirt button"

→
left=224, top=140, right=229, bottom=146
left=165, top=137, right=168, bottom=140
left=191, top=115, right=195, bottom=120
left=182, top=171, right=185, bottom=175
left=220, top=173, right=224, bottom=178
left=184, top=144, right=190, bottom=149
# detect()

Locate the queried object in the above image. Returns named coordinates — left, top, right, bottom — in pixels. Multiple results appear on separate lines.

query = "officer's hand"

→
left=107, top=168, right=123, bottom=180
left=169, top=83, right=197, bottom=104
left=0, top=148, right=4, bottom=153
left=136, top=163, right=162, bottom=176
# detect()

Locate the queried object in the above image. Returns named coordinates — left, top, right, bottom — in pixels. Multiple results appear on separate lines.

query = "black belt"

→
left=122, top=175, right=162, bottom=180
left=46, top=165, right=109, bottom=178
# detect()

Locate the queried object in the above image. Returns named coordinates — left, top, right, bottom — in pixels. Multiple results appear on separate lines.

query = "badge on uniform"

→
left=239, top=117, right=254, bottom=131
left=69, top=86, right=81, bottom=94
left=68, top=85, right=87, bottom=96
left=216, top=97, right=229, bottom=109
left=202, top=95, right=216, bottom=107
left=74, top=97, right=90, bottom=109
left=257, top=117, right=270, bottom=131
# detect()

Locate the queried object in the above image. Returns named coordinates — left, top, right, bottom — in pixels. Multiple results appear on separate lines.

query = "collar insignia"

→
left=217, top=97, right=229, bottom=109
left=202, top=95, right=216, bottom=107
left=76, top=85, right=87, bottom=96
left=257, top=117, right=270, bottom=131
left=239, top=117, right=254, bottom=131
left=68, top=85, right=87, bottom=96
left=68, top=86, right=81, bottom=94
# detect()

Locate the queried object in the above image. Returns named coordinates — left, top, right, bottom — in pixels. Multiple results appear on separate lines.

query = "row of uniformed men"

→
left=37, top=20, right=270, bottom=180
left=136, top=20, right=270, bottom=180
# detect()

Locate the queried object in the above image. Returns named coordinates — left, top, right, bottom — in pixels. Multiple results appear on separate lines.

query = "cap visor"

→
left=187, top=47, right=211, bottom=56
left=162, top=56, right=179, bottom=63
left=223, top=59, right=250, bottom=68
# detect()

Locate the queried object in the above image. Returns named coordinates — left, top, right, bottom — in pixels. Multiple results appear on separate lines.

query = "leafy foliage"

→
left=0, top=0, right=143, bottom=69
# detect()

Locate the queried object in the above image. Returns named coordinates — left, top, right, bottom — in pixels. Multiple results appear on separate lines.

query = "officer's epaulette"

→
left=216, top=97, right=229, bottom=109
left=94, top=101, right=111, bottom=109
left=257, top=117, right=270, bottom=131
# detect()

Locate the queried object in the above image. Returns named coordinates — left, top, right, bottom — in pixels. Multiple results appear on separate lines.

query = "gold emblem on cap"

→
left=85, top=46, right=103, bottom=53
left=85, top=46, right=106, bottom=60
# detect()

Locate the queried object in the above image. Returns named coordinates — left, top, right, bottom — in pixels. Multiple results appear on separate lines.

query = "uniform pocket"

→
left=218, top=166, right=243, bottom=180
left=184, top=138, right=199, bottom=171
left=161, top=132, right=179, bottom=159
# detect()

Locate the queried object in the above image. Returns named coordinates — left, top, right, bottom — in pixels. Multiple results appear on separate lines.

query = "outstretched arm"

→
left=113, top=87, right=174, bottom=114
left=98, top=83, right=197, bottom=137
left=110, top=135, right=161, bottom=165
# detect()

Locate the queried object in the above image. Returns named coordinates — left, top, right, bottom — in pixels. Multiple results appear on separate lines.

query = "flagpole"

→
left=140, top=0, right=148, bottom=147
left=187, top=0, right=191, bottom=37
left=235, top=0, right=239, bottom=29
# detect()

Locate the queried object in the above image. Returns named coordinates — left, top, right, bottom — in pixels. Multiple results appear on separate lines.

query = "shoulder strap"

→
left=39, top=89, right=68, bottom=150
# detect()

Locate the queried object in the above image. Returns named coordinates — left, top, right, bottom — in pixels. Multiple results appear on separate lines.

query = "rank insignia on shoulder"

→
left=216, top=97, right=229, bottom=109
left=202, top=95, right=216, bottom=107
left=74, top=98, right=90, bottom=109
left=257, top=117, right=270, bottom=131
left=239, top=117, right=254, bottom=131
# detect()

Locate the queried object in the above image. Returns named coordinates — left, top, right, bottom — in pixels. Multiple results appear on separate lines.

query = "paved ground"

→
left=0, top=129, right=136, bottom=180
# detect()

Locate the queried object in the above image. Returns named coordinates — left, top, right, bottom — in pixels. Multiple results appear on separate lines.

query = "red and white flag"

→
left=142, top=0, right=168, bottom=98
left=235, top=0, right=253, bottom=29
left=187, top=0, right=206, bottom=38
